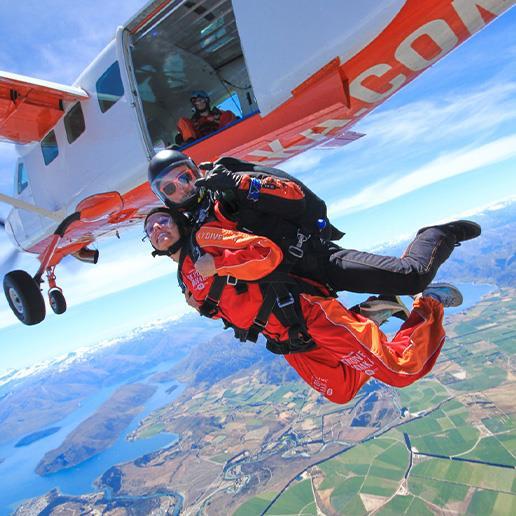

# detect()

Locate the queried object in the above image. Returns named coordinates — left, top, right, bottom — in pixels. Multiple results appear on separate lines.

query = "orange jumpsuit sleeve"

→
left=238, top=175, right=305, bottom=203
left=177, top=117, right=198, bottom=141
left=195, top=225, right=283, bottom=281
left=219, top=110, right=238, bottom=127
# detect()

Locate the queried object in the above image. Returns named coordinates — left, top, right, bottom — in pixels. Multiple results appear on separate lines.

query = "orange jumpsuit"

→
left=177, top=108, right=237, bottom=142
left=180, top=221, right=446, bottom=404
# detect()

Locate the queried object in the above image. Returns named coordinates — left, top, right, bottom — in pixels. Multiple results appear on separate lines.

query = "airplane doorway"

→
left=127, top=0, right=258, bottom=151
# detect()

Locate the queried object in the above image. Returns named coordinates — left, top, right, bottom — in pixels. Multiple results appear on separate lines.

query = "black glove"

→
left=195, top=165, right=243, bottom=192
left=198, top=161, right=214, bottom=171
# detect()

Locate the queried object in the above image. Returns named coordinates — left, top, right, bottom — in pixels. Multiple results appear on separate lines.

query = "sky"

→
left=0, top=2, right=515, bottom=373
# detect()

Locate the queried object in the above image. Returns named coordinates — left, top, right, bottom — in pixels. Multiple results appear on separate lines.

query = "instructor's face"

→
left=157, top=165, right=198, bottom=205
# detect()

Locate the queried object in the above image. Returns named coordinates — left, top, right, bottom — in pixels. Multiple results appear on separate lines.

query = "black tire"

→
left=3, top=270, right=46, bottom=325
left=49, top=289, right=67, bottom=315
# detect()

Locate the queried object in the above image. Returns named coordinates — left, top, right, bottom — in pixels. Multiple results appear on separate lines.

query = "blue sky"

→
left=0, top=2, right=515, bottom=373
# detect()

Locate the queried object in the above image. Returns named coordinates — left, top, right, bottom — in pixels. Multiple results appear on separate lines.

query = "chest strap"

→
left=198, top=273, right=319, bottom=354
left=198, top=275, right=246, bottom=317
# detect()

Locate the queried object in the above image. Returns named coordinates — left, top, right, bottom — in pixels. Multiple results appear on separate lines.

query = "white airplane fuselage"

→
left=3, top=0, right=512, bottom=256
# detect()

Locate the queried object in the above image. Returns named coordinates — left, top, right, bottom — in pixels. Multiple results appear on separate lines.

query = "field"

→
left=249, top=289, right=516, bottom=515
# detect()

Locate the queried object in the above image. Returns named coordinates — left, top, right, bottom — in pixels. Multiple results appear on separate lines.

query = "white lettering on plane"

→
left=350, top=0, right=509, bottom=104
left=244, top=0, right=510, bottom=166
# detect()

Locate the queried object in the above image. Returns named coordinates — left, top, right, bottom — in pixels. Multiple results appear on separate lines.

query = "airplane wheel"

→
left=3, top=270, right=46, bottom=325
left=49, top=288, right=67, bottom=315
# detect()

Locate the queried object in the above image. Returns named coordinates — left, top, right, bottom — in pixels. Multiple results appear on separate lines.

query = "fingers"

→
left=194, top=254, right=217, bottom=278
left=184, top=289, right=201, bottom=310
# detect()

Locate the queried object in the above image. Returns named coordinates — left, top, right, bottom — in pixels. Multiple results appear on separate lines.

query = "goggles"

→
left=144, top=212, right=175, bottom=238
left=157, top=167, right=197, bottom=198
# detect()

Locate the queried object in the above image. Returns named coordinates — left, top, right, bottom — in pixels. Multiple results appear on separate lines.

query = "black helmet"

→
left=148, top=150, right=202, bottom=211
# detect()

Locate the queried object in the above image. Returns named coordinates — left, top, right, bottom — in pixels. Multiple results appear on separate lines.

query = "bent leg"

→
left=301, top=295, right=445, bottom=388
left=326, top=228, right=455, bottom=295
left=284, top=348, right=370, bottom=404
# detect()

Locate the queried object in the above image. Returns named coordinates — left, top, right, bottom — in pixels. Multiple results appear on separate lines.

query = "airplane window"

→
left=96, top=61, right=125, bottom=113
left=17, top=162, right=28, bottom=194
left=64, top=102, right=85, bottom=144
left=41, top=131, right=59, bottom=166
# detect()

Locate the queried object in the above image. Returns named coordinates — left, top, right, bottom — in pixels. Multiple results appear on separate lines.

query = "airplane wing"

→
left=0, top=71, right=88, bottom=145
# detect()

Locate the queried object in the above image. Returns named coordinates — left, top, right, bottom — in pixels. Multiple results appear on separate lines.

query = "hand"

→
left=198, top=161, right=214, bottom=170
left=194, top=253, right=217, bottom=278
left=194, top=166, right=242, bottom=191
left=184, top=289, right=200, bottom=311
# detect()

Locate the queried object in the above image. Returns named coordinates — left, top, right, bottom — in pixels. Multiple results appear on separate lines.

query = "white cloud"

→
left=0, top=225, right=175, bottom=329
left=0, top=1, right=147, bottom=83
left=360, top=81, right=516, bottom=145
left=366, top=196, right=516, bottom=253
left=328, top=133, right=516, bottom=217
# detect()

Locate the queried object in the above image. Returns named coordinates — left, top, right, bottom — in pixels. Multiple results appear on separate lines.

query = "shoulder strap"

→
left=199, top=275, right=227, bottom=317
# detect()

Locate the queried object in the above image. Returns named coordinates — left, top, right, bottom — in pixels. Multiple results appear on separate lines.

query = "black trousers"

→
left=296, top=227, right=456, bottom=296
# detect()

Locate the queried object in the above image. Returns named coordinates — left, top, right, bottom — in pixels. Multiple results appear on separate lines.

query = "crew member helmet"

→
left=148, top=150, right=202, bottom=210
left=190, top=90, right=210, bottom=104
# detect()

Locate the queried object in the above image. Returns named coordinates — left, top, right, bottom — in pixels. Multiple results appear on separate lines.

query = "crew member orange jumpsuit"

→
left=179, top=221, right=446, bottom=404
left=177, top=108, right=237, bottom=142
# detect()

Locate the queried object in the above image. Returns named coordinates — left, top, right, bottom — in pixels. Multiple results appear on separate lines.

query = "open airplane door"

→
left=0, top=71, right=88, bottom=144
left=231, top=0, right=406, bottom=116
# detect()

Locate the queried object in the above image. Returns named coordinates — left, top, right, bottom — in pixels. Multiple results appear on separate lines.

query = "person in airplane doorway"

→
left=143, top=208, right=462, bottom=404
left=175, top=90, right=238, bottom=145
left=147, top=149, right=481, bottom=301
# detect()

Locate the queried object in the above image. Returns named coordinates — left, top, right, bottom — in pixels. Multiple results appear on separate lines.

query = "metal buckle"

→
left=253, top=318, right=267, bottom=329
left=206, top=296, right=220, bottom=308
left=288, top=230, right=310, bottom=259
left=288, top=245, right=304, bottom=258
left=277, top=293, right=295, bottom=308
left=226, top=276, right=238, bottom=286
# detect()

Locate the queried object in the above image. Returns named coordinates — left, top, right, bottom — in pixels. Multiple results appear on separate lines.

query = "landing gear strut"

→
left=3, top=191, right=121, bottom=325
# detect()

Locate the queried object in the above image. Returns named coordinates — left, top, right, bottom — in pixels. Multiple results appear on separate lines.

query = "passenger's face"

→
left=157, top=165, right=197, bottom=204
left=145, top=212, right=180, bottom=252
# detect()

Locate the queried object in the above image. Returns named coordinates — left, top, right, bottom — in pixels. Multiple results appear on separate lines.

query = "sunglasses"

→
left=160, top=170, right=195, bottom=197
left=144, top=213, right=174, bottom=237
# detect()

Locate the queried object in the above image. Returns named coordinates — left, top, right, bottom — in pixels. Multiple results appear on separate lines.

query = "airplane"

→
left=0, top=0, right=513, bottom=325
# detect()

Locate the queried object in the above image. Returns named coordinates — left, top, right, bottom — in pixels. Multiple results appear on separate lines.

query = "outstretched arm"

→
left=196, top=164, right=307, bottom=218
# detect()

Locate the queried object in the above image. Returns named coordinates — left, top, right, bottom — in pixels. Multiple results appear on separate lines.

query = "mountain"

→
left=0, top=315, right=221, bottom=445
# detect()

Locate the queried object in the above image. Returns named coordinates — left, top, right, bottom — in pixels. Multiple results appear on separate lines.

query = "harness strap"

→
left=198, top=274, right=244, bottom=317
left=245, top=287, right=277, bottom=343
left=270, top=284, right=317, bottom=354
left=199, top=276, right=226, bottom=317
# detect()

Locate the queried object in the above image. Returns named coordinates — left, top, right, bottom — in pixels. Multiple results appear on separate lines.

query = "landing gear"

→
left=49, top=288, right=67, bottom=315
left=3, top=270, right=46, bottom=325
left=46, top=267, right=66, bottom=315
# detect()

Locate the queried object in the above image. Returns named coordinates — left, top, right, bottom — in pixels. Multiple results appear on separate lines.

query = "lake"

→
left=0, top=359, right=183, bottom=514
left=0, top=282, right=497, bottom=513
left=339, top=282, right=496, bottom=335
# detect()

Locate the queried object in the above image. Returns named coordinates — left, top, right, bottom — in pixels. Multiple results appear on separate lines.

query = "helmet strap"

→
left=151, top=236, right=186, bottom=257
